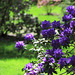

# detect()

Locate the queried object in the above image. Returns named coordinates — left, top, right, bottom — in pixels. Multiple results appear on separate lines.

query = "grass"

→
left=26, top=5, right=63, bottom=22
left=0, top=58, right=36, bottom=75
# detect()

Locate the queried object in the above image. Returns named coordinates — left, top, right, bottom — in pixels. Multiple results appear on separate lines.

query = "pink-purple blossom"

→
left=41, top=20, right=50, bottom=29
left=24, top=33, right=34, bottom=41
left=66, top=5, right=74, bottom=13
left=15, top=41, right=25, bottom=50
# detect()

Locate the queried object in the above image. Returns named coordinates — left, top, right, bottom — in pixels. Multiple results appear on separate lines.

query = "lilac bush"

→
left=15, top=5, right=75, bottom=75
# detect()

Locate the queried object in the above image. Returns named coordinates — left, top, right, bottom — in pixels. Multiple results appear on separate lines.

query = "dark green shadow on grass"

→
left=0, top=35, right=37, bottom=59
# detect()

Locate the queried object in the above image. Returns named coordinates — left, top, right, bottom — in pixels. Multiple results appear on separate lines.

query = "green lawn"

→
left=26, top=5, right=63, bottom=22
left=0, top=58, right=36, bottom=75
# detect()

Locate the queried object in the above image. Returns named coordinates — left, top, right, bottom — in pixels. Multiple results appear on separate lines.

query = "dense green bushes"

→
left=0, top=0, right=41, bottom=37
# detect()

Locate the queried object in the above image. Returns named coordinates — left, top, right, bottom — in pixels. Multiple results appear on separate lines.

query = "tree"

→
left=0, top=0, right=32, bottom=36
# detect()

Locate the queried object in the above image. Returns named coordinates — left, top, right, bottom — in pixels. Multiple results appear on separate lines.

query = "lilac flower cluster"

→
left=51, top=39, right=60, bottom=49
left=67, top=55, right=75, bottom=66
left=24, top=33, right=34, bottom=41
left=46, top=48, right=55, bottom=56
left=24, top=63, right=33, bottom=70
left=59, top=37, right=70, bottom=47
left=60, top=28, right=73, bottom=37
left=46, top=48, right=64, bottom=58
left=67, top=5, right=74, bottom=14
left=51, top=21, right=61, bottom=28
left=43, top=57, right=55, bottom=63
left=62, top=14, right=72, bottom=22
left=15, top=33, right=34, bottom=50
left=24, top=63, right=44, bottom=75
left=41, top=20, right=50, bottom=29
left=71, top=10, right=75, bottom=17
left=58, top=55, right=75, bottom=70
left=15, top=41, right=25, bottom=50
left=41, top=28, right=56, bottom=38
left=67, top=5, right=75, bottom=17
left=61, top=23, right=70, bottom=30
left=70, top=21, right=75, bottom=28
left=54, top=48, right=64, bottom=58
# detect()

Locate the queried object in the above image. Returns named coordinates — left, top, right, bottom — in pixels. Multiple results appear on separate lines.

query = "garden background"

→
left=0, top=0, right=75, bottom=75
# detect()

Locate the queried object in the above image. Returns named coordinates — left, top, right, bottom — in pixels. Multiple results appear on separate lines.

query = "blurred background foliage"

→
left=0, top=0, right=41, bottom=38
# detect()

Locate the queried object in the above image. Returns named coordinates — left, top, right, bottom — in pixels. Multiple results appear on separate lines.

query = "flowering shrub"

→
left=15, top=5, right=75, bottom=75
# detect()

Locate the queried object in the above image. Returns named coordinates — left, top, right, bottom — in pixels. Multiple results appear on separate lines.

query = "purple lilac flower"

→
left=38, top=63, right=43, bottom=66
left=59, top=37, right=70, bottom=47
left=41, top=20, right=50, bottom=29
left=47, top=28, right=56, bottom=38
left=25, top=63, right=43, bottom=75
left=63, top=28, right=72, bottom=36
left=61, top=23, right=70, bottom=29
left=24, top=63, right=33, bottom=71
left=15, top=41, right=25, bottom=50
left=66, top=5, right=74, bottom=13
left=60, top=28, right=73, bottom=37
left=54, top=48, right=64, bottom=58
left=71, top=9, right=75, bottom=17
left=46, top=48, right=55, bottom=56
left=51, top=39, right=60, bottom=49
left=59, top=32, right=64, bottom=37
left=58, top=58, right=66, bottom=70
left=48, top=57, right=55, bottom=63
left=66, top=57, right=71, bottom=64
left=41, top=28, right=56, bottom=38
left=46, top=49, right=51, bottom=55
left=41, top=30, right=48, bottom=38
left=43, top=57, right=47, bottom=62
left=62, top=14, right=72, bottom=22
left=70, top=55, right=75, bottom=66
left=43, top=57, right=55, bottom=63
left=67, top=55, right=75, bottom=66
left=24, top=33, right=34, bottom=41
left=51, top=21, right=61, bottom=28
left=70, top=21, right=75, bottom=28
left=38, top=63, right=44, bottom=72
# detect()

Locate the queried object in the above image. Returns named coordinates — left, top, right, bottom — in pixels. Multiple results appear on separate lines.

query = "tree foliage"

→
left=0, top=0, right=40, bottom=37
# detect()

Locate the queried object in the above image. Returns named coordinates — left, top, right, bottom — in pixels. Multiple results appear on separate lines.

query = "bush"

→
left=15, top=5, right=75, bottom=75
left=0, top=0, right=40, bottom=37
